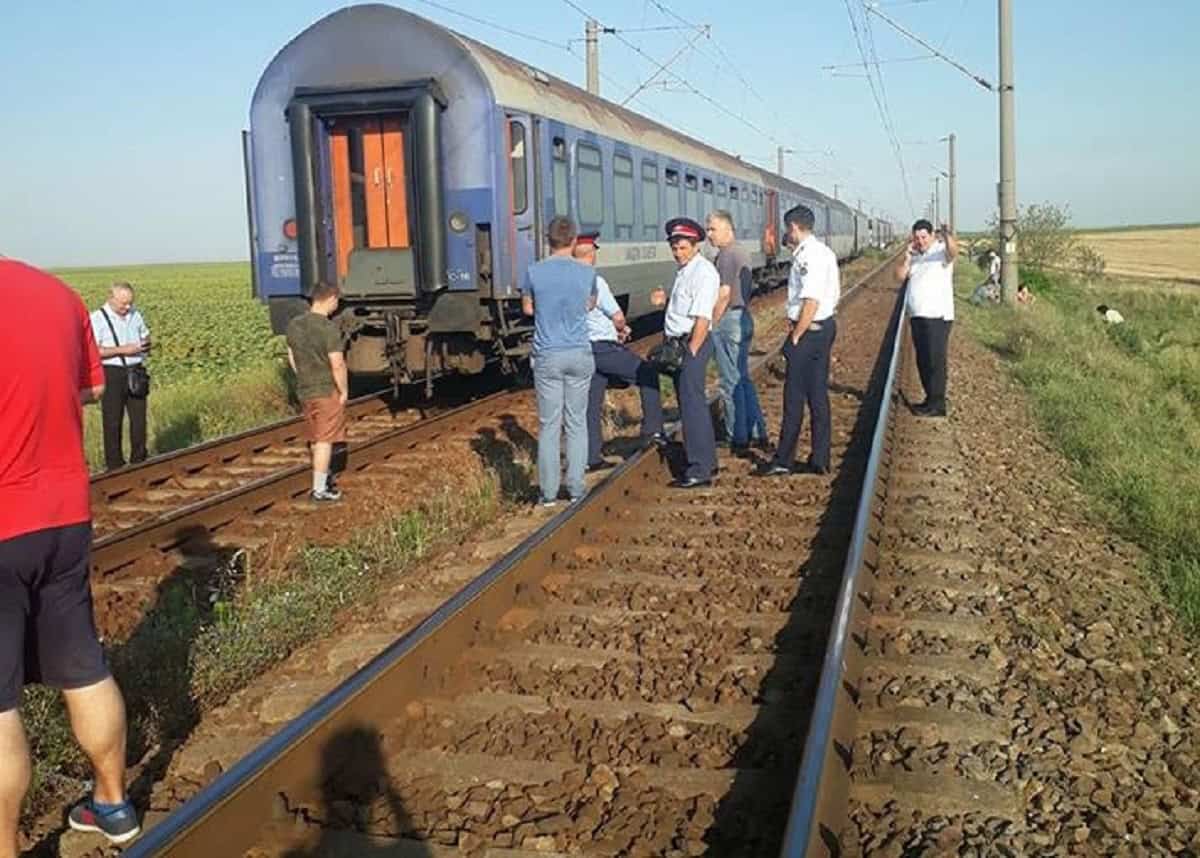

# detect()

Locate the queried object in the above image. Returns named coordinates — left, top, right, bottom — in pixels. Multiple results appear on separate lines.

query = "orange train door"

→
left=328, top=114, right=411, bottom=283
left=763, top=189, right=779, bottom=258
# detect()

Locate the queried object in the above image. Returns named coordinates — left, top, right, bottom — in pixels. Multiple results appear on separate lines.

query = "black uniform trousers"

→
left=673, top=335, right=717, bottom=481
left=772, top=320, right=837, bottom=471
left=587, top=340, right=665, bottom=465
left=909, top=317, right=952, bottom=409
left=101, top=364, right=148, bottom=471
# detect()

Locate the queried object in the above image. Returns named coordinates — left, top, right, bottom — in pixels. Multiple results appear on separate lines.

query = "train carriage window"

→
left=508, top=121, right=527, bottom=215
left=613, top=153, right=634, bottom=235
left=642, top=161, right=660, bottom=239
left=685, top=173, right=698, bottom=219
left=577, top=142, right=604, bottom=227
left=552, top=137, right=568, bottom=217
left=717, top=181, right=727, bottom=198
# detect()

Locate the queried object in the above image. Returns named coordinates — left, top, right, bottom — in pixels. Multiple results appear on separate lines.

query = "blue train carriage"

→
left=243, top=4, right=861, bottom=386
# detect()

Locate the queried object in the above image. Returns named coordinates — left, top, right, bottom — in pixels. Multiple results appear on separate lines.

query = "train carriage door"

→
left=764, top=189, right=779, bottom=257
left=328, top=114, right=411, bottom=285
left=506, top=114, right=538, bottom=288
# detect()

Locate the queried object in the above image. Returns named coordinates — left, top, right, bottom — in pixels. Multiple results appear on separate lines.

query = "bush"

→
left=985, top=201, right=1107, bottom=278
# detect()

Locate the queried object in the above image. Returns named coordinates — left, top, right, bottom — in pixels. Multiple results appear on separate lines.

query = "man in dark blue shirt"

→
left=521, top=216, right=598, bottom=506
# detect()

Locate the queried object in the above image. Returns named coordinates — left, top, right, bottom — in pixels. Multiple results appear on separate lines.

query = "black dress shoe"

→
left=670, top=476, right=713, bottom=489
left=587, top=459, right=619, bottom=473
left=804, top=461, right=831, bottom=475
left=913, top=403, right=947, bottom=418
left=756, top=463, right=792, bottom=477
left=646, top=432, right=671, bottom=447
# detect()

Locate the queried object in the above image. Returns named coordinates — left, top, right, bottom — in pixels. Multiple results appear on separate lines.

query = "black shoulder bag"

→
left=101, top=308, right=151, bottom=399
left=649, top=335, right=689, bottom=374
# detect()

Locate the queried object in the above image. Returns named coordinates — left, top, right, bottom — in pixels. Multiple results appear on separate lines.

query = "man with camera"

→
left=895, top=219, right=958, bottom=417
left=90, top=283, right=152, bottom=471
left=650, top=217, right=719, bottom=489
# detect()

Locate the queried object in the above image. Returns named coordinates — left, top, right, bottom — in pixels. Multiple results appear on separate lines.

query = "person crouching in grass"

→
left=286, top=283, right=348, bottom=502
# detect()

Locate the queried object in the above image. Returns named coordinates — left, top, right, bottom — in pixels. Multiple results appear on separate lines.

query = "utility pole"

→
left=947, top=133, right=957, bottom=233
left=998, top=0, right=1018, bottom=302
left=833, top=183, right=839, bottom=200
left=777, top=145, right=785, bottom=177
left=934, top=176, right=941, bottom=225
left=585, top=19, right=600, bottom=96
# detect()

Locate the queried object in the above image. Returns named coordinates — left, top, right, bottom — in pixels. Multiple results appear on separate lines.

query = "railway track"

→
left=119, top=252, right=924, bottom=858
left=85, top=280, right=794, bottom=585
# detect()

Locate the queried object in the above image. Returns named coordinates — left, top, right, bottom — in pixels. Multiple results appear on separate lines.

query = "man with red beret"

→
left=650, top=217, right=720, bottom=488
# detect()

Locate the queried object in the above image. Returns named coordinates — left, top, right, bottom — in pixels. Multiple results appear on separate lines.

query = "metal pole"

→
left=998, top=0, right=1018, bottom=302
left=934, top=176, right=940, bottom=225
left=585, top=19, right=600, bottom=96
left=833, top=183, right=839, bottom=200
left=948, top=133, right=957, bottom=233
left=777, top=145, right=785, bottom=177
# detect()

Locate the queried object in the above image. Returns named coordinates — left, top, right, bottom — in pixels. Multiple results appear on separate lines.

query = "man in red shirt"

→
left=0, top=261, right=140, bottom=852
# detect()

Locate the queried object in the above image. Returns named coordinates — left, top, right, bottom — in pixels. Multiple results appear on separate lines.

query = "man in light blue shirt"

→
left=521, top=217, right=597, bottom=507
left=574, top=233, right=664, bottom=472
left=90, top=283, right=151, bottom=470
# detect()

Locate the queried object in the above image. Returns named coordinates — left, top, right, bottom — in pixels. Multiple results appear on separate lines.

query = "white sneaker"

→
left=311, top=488, right=343, bottom=502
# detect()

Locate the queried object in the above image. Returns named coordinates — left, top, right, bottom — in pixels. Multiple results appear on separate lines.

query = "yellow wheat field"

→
left=1077, top=227, right=1200, bottom=283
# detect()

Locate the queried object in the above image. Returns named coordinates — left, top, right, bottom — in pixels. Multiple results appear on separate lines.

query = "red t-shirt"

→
left=0, top=261, right=104, bottom=542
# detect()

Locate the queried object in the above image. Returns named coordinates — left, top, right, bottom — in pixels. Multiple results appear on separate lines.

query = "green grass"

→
left=1070, top=222, right=1200, bottom=234
left=957, top=262, right=1200, bottom=632
left=52, top=262, right=298, bottom=469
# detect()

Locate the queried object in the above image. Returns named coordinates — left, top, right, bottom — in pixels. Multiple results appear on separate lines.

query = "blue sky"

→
left=2, top=0, right=1197, bottom=267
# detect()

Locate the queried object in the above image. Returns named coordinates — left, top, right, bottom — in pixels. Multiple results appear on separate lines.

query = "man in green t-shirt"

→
left=285, top=283, right=348, bottom=502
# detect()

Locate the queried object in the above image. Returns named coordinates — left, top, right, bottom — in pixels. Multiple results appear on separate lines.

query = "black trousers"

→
left=673, top=335, right=717, bottom=481
left=772, top=320, right=837, bottom=470
left=587, top=340, right=664, bottom=464
left=910, top=317, right=952, bottom=409
left=101, top=365, right=148, bottom=470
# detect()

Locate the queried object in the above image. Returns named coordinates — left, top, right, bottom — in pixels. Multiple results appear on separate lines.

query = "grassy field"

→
left=53, top=262, right=295, bottom=469
left=1075, top=225, right=1200, bottom=283
left=958, top=263, right=1200, bottom=633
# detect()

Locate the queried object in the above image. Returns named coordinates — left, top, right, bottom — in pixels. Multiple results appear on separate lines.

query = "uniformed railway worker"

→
left=651, top=217, right=720, bottom=489
left=573, top=233, right=666, bottom=471
left=894, top=218, right=957, bottom=417
left=760, top=204, right=840, bottom=477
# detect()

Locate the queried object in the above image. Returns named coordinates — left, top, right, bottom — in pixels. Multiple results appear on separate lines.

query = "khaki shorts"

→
left=302, top=393, right=347, bottom=444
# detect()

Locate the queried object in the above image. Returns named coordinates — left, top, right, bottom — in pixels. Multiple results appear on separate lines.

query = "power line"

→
left=842, top=0, right=915, bottom=216
left=405, top=0, right=569, bottom=50
left=864, top=2, right=994, bottom=90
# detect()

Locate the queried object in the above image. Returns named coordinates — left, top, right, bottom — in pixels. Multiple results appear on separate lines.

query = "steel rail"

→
left=88, top=390, right=401, bottom=507
left=89, top=389, right=521, bottom=577
left=778, top=278, right=908, bottom=856
left=119, top=251, right=900, bottom=857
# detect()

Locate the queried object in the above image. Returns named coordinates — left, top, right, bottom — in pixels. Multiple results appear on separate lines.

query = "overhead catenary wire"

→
left=405, top=0, right=570, bottom=49
left=842, top=0, right=916, bottom=216
left=864, top=1, right=994, bottom=90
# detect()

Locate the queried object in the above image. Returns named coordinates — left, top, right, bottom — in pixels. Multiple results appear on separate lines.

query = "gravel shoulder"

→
left=939, top=324, right=1200, bottom=855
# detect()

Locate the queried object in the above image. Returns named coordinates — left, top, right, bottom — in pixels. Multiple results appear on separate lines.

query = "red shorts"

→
left=301, top=394, right=347, bottom=444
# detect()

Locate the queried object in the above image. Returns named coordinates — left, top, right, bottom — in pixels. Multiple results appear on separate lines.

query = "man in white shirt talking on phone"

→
left=895, top=219, right=958, bottom=418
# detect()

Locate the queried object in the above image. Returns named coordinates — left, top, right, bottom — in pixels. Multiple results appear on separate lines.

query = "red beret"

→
left=665, top=217, right=704, bottom=243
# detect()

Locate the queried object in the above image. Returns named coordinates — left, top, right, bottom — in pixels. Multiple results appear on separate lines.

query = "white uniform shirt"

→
left=1103, top=308, right=1124, bottom=324
left=906, top=240, right=955, bottom=320
left=586, top=275, right=621, bottom=342
left=91, top=305, right=150, bottom=367
left=664, top=253, right=719, bottom=339
left=786, top=235, right=839, bottom=322
left=988, top=254, right=1001, bottom=280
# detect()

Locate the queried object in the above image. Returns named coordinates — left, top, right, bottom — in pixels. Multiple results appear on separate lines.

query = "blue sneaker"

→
left=68, top=797, right=141, bottom=844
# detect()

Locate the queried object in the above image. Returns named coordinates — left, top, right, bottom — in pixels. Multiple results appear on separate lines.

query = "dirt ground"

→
left=1077, top=227, right=1200, bottom=283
